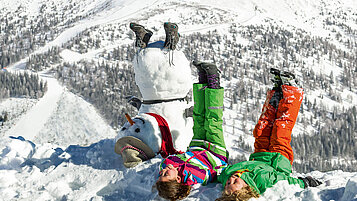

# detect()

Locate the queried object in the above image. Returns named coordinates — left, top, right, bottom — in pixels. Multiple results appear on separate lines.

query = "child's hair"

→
left=215, top=185, right=260, bottom=201
left=155, top=180, right=192, bottom=201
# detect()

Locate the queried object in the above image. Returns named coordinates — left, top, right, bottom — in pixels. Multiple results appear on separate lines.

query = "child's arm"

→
left=257, top=170, right=305, bottom=192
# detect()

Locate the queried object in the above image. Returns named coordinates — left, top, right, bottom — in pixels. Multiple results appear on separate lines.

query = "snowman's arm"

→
left=185, top=106, right=194, bottom=118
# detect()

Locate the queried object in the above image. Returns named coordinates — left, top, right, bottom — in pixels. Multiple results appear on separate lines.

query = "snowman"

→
left=115, top=22, right=194, bottom=168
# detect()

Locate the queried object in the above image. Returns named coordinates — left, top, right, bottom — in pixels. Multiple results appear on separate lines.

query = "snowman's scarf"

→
left=146, top=113, right=184, bottom=157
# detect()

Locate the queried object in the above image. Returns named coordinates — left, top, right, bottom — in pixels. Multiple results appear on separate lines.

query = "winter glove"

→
left=298, top=176, right=322, bottom=188
left=185, top=106, right=194, bottom=118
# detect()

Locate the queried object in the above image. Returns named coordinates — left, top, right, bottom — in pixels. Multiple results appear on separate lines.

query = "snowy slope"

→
left=1, top=134, right=357, bottom=200
left=5, top=72, right=64, bottom=141
left=1, top=0, right=357, bottom=200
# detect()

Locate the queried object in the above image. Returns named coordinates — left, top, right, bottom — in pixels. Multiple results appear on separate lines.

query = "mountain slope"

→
left=1, top=0, right=357, bottom=200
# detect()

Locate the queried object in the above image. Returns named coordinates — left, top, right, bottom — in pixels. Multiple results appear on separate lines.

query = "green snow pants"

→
left=190, top=83, right=226, bottom=148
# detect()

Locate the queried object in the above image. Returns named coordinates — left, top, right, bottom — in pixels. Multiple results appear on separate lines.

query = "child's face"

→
left=224, top=173, right=248, bottom=194
left=158, top=164, right=181, bottom=183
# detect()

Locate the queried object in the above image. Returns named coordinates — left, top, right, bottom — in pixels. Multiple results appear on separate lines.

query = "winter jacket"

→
left=159, top=84, right=229, bottom=185
left=218, top=152, right=305, bottom=194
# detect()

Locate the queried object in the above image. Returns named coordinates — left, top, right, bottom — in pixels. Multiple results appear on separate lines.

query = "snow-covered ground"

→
left=1, top=133, right=357, bottom=200
left=0, top=98, right=38, bottom=134
left=1, top=0, right=357, bottom=200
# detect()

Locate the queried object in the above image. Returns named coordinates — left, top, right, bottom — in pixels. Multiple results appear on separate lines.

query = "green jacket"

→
left=218, top=152, right=305, bottom=194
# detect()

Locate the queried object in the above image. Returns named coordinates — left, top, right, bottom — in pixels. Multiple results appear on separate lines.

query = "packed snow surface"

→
left=1, top=134, right=357, bottom=200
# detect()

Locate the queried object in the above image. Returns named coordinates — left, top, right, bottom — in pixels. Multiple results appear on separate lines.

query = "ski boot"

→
left=193, top=61, right=220, bottom=89
left=129, top=22, right=153, bottom=48
left=163, top=22, right=180, bottom=50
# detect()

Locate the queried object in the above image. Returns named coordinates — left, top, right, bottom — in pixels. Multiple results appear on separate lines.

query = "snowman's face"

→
left=120, top=117, right=146, bottom=135
left=118, top=115, right=161, bottom=153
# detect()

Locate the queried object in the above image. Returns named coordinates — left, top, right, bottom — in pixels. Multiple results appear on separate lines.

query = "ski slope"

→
left=5, top=72, right=64, bottom=141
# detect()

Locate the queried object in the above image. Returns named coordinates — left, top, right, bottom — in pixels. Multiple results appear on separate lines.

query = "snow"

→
left=1, top=64, right=354, bottom=200
left=60, top=49, right=87, bottom=63
left=0, top=98, right=38, bottom=134
left=1, top=0, right=357, bottom=200
left=1, top=134, right=357, bottom=200
left=341, top=176, right=357, bottom=201
left=5, top=72, right=64, bottom=141
left=133, top=42, right=192, bottom=100
left=7, top=0, right=161, bottom=70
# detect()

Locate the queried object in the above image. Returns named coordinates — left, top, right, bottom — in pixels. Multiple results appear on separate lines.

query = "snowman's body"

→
left=116, top=41, right=193, bottom=158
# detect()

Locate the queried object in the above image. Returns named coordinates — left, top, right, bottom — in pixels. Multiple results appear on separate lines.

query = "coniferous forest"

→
left=0, top=71, right=47, bottom=100
left=1, top=2, right=356, bottom=173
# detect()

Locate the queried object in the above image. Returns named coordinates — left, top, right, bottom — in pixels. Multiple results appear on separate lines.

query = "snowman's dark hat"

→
left=115, top=136, right=155, bottom=168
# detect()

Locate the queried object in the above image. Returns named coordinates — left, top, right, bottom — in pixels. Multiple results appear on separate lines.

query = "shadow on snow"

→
left=12, top=136, right=124, bottom=171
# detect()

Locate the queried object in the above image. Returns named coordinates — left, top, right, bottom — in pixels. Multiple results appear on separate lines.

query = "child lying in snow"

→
left=155, top=60, right=229, bottom=200
left=155, top=66, right=322, bottom=201
left=216, top=69, right=322, bottom=200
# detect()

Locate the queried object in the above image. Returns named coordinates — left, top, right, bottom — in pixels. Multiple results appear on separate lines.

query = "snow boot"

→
left=269, top=68, right=300, bottom=109
left=129, top=22, right=153, bottom=48
left=270, top=68, right=283, bottom=89
left=197, top=62, right=221, bottom=89
left=269, top=68, right=283, bottom=109
left=281, top=71, right=299, bottom=87
left=163, top=22, right=180, bottom=50
left=192, top=60, right=207, bottom=84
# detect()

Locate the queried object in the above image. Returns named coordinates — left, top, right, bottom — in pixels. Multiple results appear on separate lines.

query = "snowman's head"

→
left=133, top=42, right=192, bottom=100
left=115, top=113, right=162, bottom=167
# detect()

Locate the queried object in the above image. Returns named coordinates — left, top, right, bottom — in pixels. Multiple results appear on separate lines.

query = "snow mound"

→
left=0, top=135, right=124, bottom=200
left=0, top=136, right=35, bottom=171
left=256, top=180, right=304, bottom=201
left=133, top=41, right=192, bottom=100
left=34, top=90, right=116, bottom=147
left=341, top=176, right=357, bottom=201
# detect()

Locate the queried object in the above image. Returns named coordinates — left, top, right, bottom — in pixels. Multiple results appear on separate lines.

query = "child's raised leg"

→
left=191, top=83, right=207, bottom=142
left=253, top=90, right=278, bottom=153
left=253, top=68, right=283, bottom=153
left=190, top=61, right=225, bottom=149
left=190, top=62, right=228, bottom=162
left=269, top=85, right=303, bottom=163
left=204, top=87, right=225, bottom=148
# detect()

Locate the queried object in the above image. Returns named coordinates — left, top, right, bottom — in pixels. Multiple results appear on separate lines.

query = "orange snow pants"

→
left=253, top=85, right=304, bottom=164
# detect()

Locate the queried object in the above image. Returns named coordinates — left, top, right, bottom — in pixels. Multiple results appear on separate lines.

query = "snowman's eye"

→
left=135, top=128, right=140, bottom=133
left=121, top=127, right=127, bottom=131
